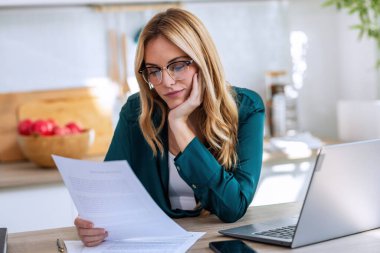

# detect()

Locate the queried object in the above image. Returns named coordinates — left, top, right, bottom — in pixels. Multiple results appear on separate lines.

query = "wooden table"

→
left=7, top=202, right=380, bottom=253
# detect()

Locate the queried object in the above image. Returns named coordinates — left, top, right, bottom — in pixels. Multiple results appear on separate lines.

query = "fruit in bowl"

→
left=17, top=119, right=95, bottom=168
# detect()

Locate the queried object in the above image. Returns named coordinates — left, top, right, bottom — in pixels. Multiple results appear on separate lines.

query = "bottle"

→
left=284, top=85, right=299, bottom=136
left=265, top=71, right=287, bottom=137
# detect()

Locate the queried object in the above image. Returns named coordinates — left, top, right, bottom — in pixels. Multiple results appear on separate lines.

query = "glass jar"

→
left=265, top=70, right=300, bottom=137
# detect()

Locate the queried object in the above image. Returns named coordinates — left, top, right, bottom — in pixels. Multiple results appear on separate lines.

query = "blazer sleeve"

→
left=174, top=90, right=265, bottom=222
left=104, top=94, right=139, bottom=162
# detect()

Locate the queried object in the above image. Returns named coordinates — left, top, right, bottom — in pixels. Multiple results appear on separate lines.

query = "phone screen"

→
left=209, top=239, right=257, bottom=253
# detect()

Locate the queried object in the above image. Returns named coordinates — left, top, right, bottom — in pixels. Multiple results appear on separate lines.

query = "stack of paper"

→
left=53, top=156, right=204, bottom=253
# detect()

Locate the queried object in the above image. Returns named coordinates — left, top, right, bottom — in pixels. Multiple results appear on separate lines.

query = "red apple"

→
left=31, top=119, right=54, bottom=136
left=65, top=122, right=82, bottom=134
left=18, top=119, right=34, bottom=135
left=47, top=118, right=58, bottom=128
left=53, top=126, right=71, bottom=135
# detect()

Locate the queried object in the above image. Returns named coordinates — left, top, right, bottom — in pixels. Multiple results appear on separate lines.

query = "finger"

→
left=82, top=231, right=108, bottom=247
left=84, top=239, right=104, bottom=247
left=85, top=240, right=102, bottom=247
left=192, top=73, right=202, bottom=105
left=192, top=73, right=199, bottom=96
left=196, top=73, right=204, bottom=103
left=82, top=233, right=107, bottom=244
left=78, top=228, right=106, bottom=237
left=190, top=73, right=200, bottom=103
left=74, top=217, right=93, bottom=229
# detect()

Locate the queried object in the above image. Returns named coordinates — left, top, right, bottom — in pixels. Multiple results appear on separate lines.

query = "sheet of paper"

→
left=64, top=241, right=83, bottom=253
left=64, top=232, right=205, bottom=253
left=52, top=155, right=188, bottom=240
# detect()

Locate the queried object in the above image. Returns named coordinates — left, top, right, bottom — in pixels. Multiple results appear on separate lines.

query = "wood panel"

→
left=0, top=86, right=115, bottom=162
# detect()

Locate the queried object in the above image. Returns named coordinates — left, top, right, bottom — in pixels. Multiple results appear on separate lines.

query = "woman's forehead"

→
left=144, top=36, right=187, bottom=65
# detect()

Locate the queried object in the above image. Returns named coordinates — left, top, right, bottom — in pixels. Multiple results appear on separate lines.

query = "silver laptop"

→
left=219, top=139, right=380, bottom=248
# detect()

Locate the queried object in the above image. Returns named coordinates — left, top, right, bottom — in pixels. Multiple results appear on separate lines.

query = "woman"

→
left=75, top=8, right=265, bottom=246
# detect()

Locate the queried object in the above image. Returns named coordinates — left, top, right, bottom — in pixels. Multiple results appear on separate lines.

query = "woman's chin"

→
left=168, top=99, right=185, bottom=110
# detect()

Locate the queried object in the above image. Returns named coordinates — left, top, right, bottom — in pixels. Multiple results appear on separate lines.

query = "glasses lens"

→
left=168, top=61, right=189, bottom=80
left=142, top=67, right=162, bottom=86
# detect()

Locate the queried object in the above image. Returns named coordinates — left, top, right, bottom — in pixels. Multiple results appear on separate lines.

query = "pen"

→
left=56, top=238, right=65, bottom=253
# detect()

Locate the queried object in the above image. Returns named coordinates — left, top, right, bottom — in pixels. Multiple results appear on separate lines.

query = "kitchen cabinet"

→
left=0, top=183, right=77, bottom=233
left=0, top=162, right=76, bottom=233
left=0, top=156, right=103, bottom=233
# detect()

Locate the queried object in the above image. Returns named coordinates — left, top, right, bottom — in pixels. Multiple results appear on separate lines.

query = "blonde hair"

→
left=135, top=8, right=239, bottom=169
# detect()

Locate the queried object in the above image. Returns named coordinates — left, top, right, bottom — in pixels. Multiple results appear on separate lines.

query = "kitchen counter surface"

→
left=1, top=138, right=329, bottom=189
left=0, top=156, right=104, bottom=189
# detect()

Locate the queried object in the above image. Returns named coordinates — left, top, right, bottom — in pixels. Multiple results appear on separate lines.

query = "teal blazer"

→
left=105, top=87, right=265, bottom=222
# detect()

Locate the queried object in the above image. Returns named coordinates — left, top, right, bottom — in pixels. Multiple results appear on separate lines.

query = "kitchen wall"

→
left=0, top=0, right=378, bottom=139
left=288, top=0, right=378, bottom=139
left=187, top=1, right=291, bottom=98
left=0, top=7, right=109, bottom=91
left=0, top=1, right=291, bottom=95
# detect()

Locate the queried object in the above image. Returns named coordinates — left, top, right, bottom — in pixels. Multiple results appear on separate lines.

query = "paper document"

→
left=52, top=155, right=205, bottom=252
left=65, top=232, right=204, bottom=253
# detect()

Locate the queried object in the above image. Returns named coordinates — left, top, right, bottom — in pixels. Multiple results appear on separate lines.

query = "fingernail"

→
left=105, top=231, right=109, bottom=237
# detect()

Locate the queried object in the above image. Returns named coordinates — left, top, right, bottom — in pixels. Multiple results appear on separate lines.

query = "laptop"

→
left=219, top=139, right=380, bottom=248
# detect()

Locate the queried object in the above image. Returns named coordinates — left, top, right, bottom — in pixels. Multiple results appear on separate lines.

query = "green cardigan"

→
left=104, top=87, right=265, bottom=223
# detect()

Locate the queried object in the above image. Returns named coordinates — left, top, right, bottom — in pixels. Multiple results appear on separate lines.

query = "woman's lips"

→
left=164, top=89, right=184, bottom=98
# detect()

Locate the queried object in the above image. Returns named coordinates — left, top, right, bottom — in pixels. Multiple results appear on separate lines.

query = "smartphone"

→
left=209, top=239, right=257, bottom=253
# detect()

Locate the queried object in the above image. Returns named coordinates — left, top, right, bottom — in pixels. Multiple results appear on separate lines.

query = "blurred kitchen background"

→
left=1, top=0, right=379, bottom=233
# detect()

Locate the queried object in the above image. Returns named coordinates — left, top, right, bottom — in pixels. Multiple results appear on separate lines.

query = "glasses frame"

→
left=139, top=59, right=194, bottom=86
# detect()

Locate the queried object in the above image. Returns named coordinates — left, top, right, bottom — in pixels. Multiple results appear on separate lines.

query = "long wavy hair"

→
left=135, top=8, right=239, bottom=169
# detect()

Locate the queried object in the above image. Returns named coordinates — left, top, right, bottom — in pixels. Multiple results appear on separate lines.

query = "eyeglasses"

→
left=139, top=59, right=194, bottom=86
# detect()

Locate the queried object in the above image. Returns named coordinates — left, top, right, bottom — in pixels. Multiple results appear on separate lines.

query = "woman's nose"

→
left=161, top=68, right=175, bottom=87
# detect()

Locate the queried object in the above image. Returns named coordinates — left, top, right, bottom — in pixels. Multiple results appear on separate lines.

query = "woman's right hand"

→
left=74, top=217, right=108, bottom=247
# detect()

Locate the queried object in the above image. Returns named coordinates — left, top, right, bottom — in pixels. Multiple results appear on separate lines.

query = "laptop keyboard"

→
left=254, top=225, right=296, bottom=240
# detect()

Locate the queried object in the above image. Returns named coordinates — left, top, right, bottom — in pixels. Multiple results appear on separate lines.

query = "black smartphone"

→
left=209, top=239, right=257, bottom=253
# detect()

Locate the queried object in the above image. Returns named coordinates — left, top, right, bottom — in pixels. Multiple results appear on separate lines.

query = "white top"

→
left=168, top=152, right=196, bottom=210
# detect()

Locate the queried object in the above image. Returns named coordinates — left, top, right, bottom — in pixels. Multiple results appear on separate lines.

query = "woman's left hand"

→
left=168, top=73, right=203, bottom=126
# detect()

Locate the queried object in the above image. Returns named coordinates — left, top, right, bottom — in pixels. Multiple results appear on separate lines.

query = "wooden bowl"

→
left=17, top=129, right=95, bottom=168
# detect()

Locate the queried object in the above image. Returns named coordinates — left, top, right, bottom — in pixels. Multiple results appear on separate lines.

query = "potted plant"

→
left=324, top=0, right=380, bottom=141
left=323, top=0, right=380, bottom=67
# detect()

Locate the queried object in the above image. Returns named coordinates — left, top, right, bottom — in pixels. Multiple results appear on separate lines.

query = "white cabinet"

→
left=0, top=183, right=78, bottom=233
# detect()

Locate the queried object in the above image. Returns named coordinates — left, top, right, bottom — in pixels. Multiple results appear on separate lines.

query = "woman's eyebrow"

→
left=144, top=62, right=159, bottom=67
left=168, top=56, right=190, bottom=64
left=145, top=56, right=190, bottom=67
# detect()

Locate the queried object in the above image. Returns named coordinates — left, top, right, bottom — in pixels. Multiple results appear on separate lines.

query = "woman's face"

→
left=144, top=35, right=197, bottom=109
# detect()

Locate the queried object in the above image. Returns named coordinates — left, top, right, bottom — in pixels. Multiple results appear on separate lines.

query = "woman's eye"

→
left=148, top=68, right=161, bottom=76
left=171, top=62, right=186, bottom=72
